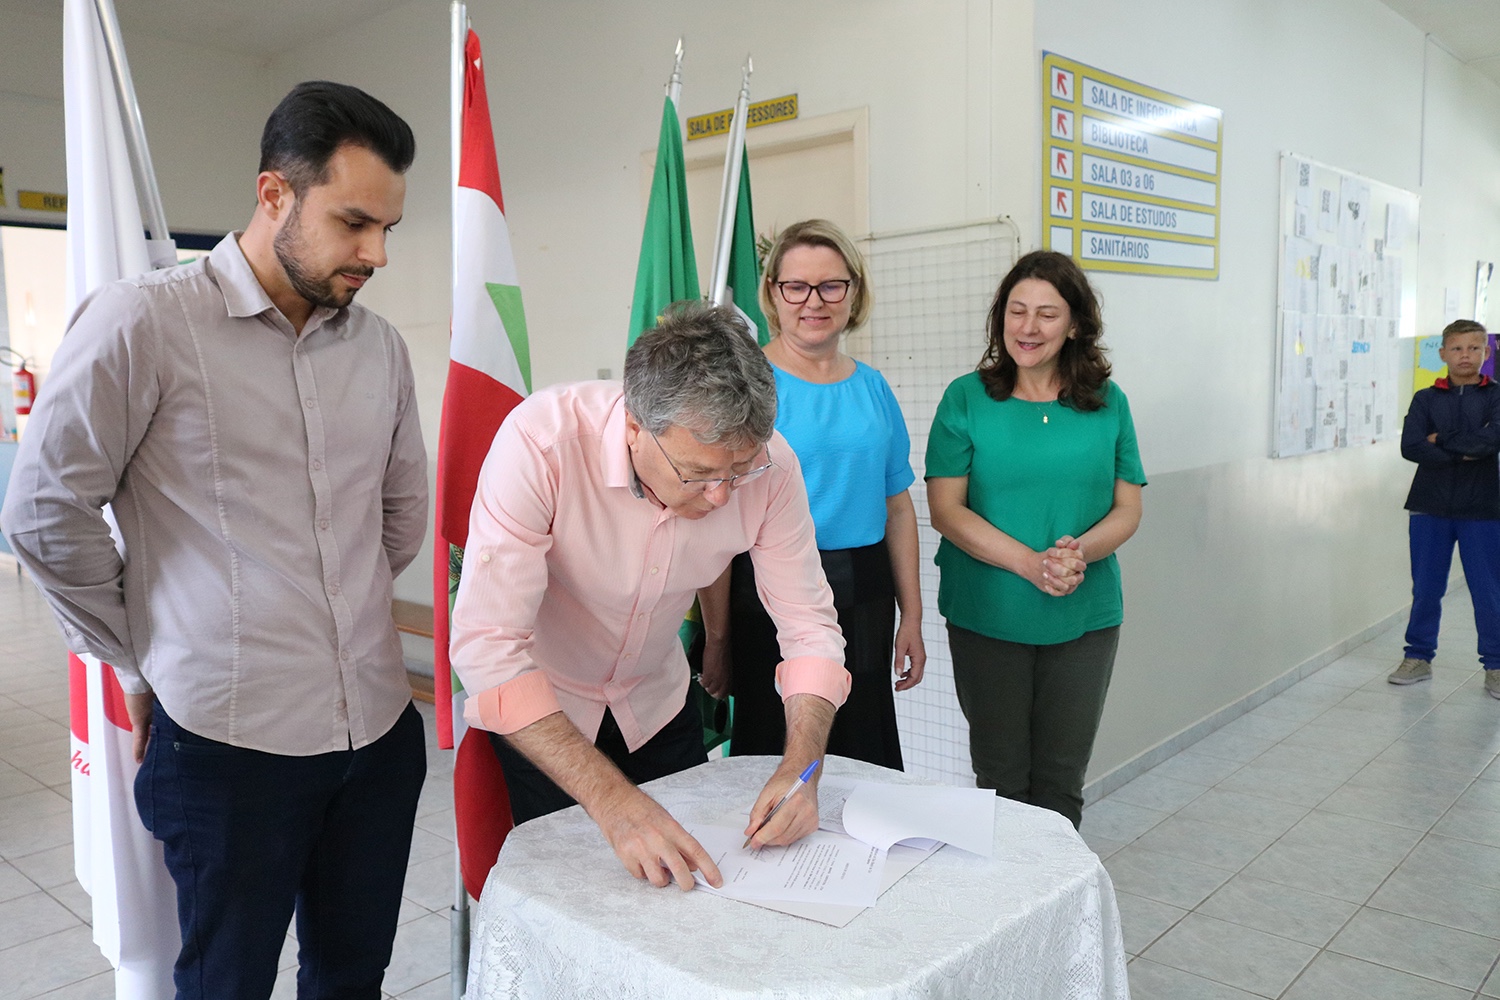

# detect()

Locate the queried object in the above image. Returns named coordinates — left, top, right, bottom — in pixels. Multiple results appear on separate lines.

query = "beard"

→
left=273, top=201, right=374, bottom=310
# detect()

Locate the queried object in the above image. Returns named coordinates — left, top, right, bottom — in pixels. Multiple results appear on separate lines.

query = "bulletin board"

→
left=1272, top=153, right=1418, bottom=458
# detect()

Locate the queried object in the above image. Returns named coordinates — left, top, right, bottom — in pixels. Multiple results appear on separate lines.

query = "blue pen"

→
left=743, top=759, right=821, bottom=849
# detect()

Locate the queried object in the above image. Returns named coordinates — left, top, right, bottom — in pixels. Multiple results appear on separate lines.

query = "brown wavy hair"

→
left=978, top=250, right=1111, bottom=411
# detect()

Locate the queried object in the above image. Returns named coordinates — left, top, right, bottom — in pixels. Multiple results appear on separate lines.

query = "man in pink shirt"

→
left=451, top=303, right=849, bottom=891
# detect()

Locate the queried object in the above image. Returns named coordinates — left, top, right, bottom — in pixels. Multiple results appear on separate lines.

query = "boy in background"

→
left=1389, top=319, right=1500, bottom=700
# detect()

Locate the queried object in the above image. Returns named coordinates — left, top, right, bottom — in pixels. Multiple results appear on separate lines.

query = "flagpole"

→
left=451, top=1, right=467, bottom=306
left=710, top=57, right=752, bottom=306
left=666, top=37, right=684, bottom=109
left=448, top=9, right=471, bottom=998
left=90, top=0, right=169, bottom=242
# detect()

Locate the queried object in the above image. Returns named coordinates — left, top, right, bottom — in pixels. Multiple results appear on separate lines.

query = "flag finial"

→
left=666, top=37, right=685, bottom=104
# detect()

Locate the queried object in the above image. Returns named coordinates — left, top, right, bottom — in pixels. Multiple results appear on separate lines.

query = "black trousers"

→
left=488, top=690, right=706, bottom=826
left=728, top=541, right=904, bottom=769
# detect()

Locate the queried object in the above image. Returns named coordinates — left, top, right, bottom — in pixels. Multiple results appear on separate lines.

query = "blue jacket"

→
left=1401, top=376, right=1500, bottom=519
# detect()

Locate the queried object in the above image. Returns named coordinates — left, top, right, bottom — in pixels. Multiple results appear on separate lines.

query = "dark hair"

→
left=259, top=81, right=416, bottom=193
left=978, top=250, right=1111, bottom=411
left=624, top=301, right=777, bottom=448
left=1441, top=318, right=1487, bottom=343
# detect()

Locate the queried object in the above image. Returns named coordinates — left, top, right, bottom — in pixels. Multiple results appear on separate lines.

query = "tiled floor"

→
left=1082, top=599, right=1500, bottom=999
left=3, top=556, right=1498, bottom=999
left=0, top=561, right=457, bottom=1000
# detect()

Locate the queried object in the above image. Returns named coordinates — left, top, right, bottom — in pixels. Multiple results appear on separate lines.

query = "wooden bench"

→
left=393, top=599, right=436, bottom=704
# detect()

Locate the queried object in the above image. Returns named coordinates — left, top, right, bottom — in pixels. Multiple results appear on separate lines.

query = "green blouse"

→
left=925, top=373, right=1146, bottom=645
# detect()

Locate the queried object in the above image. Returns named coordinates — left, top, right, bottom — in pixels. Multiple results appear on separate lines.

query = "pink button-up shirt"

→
left=450, top=381, right=847, bottom=752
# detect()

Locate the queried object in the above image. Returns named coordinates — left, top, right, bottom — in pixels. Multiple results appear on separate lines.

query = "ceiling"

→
left=1379, top=0, right=1500, bottom=87
left=1, top=0, right=1497, bottom=84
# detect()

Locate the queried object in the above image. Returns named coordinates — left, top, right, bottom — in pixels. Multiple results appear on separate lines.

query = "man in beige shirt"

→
left=2, top=81, right=428, bottom=1000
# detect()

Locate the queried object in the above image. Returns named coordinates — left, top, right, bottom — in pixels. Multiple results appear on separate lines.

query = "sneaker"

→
left=1486, top=670, right=1500, bottom=700
left=1388, top=657, right=1432, bottom=685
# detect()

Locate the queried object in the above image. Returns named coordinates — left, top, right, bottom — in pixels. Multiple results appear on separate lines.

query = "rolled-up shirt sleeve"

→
left=450, top=413, right=565, bottom=734
left=749, top=449, right=850, bottom=708
left=0, top=284, right=157, bottom=690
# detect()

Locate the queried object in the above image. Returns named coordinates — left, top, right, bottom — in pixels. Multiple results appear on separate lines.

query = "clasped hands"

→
left=1034, top=535, right=1087, bottom=597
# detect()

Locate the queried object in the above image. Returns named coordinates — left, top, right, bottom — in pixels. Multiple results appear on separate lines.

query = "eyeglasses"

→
left=775, top=279, right=853, bottom=305
left=648, top=433, right=774, bottom=492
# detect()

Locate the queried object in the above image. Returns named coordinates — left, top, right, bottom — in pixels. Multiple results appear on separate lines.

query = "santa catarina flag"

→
left=437, top=27, right=528, bottom=899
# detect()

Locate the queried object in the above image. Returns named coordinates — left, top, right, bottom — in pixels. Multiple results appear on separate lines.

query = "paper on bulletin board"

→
left=1272, top=153, right=1418, bottom=458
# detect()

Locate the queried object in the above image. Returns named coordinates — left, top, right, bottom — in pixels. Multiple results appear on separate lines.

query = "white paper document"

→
left=688, top=825, right=885, bottom=906
left=686, top=777, right=996, bottom=926
left=819, top=779, right=996, bottom=857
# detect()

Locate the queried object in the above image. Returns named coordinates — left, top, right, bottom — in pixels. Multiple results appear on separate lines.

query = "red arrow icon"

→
left=1056, top=190, right=1068, bottom=212
left=1055, top=111, right=1069, bottom=137
left=1055, top=71, right=1069, bottom=98
left=1056, top=151, right=1068, bottom=172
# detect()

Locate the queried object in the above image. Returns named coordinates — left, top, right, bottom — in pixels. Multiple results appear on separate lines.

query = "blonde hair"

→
left=758, top=219, right=873, bottom=337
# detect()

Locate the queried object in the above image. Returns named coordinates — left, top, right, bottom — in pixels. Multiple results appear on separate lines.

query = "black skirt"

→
left=727, top=539, right=904, bottom=769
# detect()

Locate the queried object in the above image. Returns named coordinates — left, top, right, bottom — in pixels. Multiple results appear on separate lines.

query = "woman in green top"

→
left=926, top=251, right=1145, bottom=829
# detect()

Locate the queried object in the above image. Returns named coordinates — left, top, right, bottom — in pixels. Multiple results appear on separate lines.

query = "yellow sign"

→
left=687, top=94, right=798, bottom=141
left=1041, top=53, right=1222, bottom=280
left=19, top=190, right=68, bottom=213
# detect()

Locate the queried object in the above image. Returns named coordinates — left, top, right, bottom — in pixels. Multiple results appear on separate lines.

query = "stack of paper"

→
left=688, top=779, right=996, bottom=926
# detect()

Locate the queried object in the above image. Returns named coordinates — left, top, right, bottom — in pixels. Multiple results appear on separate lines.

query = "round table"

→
left=466, top=756, right=1129, bottom=999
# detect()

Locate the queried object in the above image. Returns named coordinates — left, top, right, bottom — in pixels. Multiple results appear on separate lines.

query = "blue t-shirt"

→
left=772, top=360, right=915, bottom=550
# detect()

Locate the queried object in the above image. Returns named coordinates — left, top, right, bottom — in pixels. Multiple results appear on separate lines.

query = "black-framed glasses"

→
left=775, top=279, right=853, bottom=305
left=648, top=433, right=774, bottom=492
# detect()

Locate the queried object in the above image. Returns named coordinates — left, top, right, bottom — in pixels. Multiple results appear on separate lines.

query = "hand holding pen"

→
left=743, top=759, right=820, bottom=849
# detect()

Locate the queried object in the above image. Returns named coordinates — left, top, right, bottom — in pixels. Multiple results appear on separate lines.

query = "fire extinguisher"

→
left=13, top=362, right=36, bottom=416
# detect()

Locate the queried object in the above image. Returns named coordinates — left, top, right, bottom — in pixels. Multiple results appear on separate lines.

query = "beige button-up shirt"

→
left=0, top=234, right=428, bottom=754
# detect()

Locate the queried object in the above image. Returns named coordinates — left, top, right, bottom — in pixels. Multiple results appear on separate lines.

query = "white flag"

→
left=63, top=0, right=179, bottom=996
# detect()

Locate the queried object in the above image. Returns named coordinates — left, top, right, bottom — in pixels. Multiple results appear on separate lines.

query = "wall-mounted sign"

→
left=18, top=190, right=67, bottom=213
left=686, top=94, right=798, bottom=141
left=1041, top=53, right=1222, bottom=279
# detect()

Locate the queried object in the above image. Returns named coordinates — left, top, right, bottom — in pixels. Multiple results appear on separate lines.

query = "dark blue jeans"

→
left=135, top=700, right=426, bottom=1000
left=1404, top=514, right=1500, bottom=669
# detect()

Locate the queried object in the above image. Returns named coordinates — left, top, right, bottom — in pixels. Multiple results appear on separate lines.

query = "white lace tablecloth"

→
left=467, top=756, right=1129, bottom=1000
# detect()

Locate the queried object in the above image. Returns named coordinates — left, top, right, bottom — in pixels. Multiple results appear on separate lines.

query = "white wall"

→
left=5, top=0, right=1499, bottom=781
left=350, top=0, right=1500, bottom=778
left=263, top=0, right=1035, bottom=605
left=1417, top=38, right=1500, bottom=332
left=1037, top=0, right=1500, bottom=781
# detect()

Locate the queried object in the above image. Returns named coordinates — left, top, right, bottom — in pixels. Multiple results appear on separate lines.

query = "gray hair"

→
left=623, top=301, right=777, bottom=448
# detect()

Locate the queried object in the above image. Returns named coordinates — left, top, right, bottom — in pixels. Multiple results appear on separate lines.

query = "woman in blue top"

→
left=699, top=219, right=925, bottom=769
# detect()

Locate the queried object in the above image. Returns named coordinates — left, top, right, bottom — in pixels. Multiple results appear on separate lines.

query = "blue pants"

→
left=136, top=701, right=427, bottom=1000
left=1404, top=514, right=1500, bottom=669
